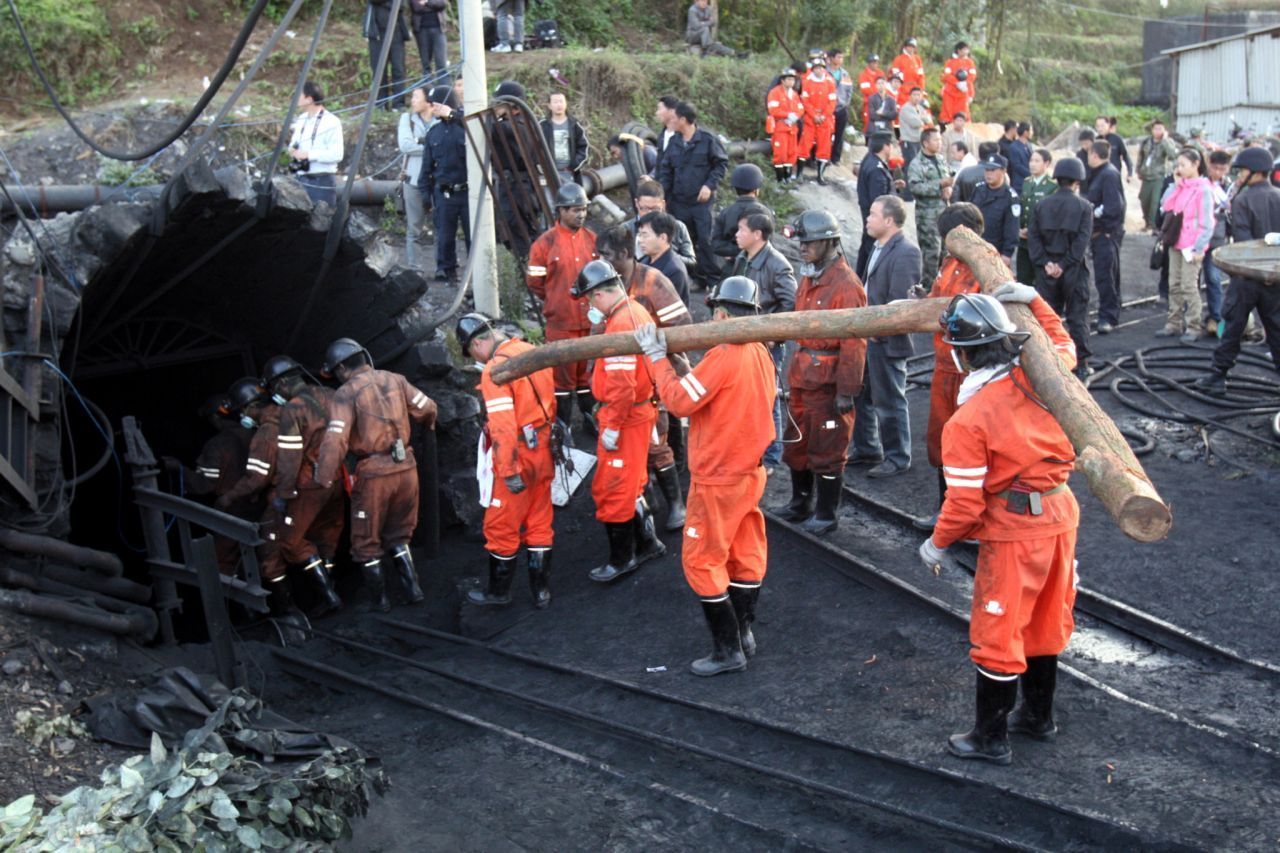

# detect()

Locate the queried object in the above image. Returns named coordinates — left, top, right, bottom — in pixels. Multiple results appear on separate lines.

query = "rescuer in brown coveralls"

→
left=260, top=355, right=346, bottom=615
left=314, top=338, right=438, bottom=612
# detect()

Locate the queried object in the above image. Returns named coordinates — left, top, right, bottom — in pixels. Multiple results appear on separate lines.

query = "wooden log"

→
left=489, top=297, right=952, bottom=385
left=944, top=226, right=1172, bottom=543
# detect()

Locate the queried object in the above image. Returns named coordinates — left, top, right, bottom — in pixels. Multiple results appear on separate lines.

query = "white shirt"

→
left=398, top=111, right=436, bottom=182
left=290, top=109, right=344, bottom=174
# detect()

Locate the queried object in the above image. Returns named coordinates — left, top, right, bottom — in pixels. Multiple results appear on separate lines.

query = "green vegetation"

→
left=0, top=0, right=117, bottom=105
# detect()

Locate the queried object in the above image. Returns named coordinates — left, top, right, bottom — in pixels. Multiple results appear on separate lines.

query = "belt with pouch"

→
left=440, top=182, right=468, bottom=197
left=996, top=481, right=1067, bottom=516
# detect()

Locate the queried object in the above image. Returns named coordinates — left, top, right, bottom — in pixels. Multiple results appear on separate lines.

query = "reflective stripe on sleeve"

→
left=527, top=266, right=548, bottom=276
left=656, top=302, right=689, bottom=322
left=245, top=458, right=271, bottom=475
left=944, top=476, right=984, bottom=488
left=943, top=465, right=988, bottom=477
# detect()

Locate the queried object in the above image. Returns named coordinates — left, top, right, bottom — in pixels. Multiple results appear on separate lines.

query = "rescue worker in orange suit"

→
left=857, top=53, right=882, bottom=133
left=314, top=338, right=438, bottom=612
left=917, top=204, right=985, bottom=531
left=596, top=226, right=692, bottom=532
left=919, top=285, right=1080, bottom=766
left=215, top=378, right=307, bottom=642
left=798, top=54, right=838, bottom=185
left=166, top=394, right=253, bottom=576
left=766, top=68, right=803, bottom=184
left=940, top=42, right=977, bottom=125
left=891, top=38, right=926, bottom=105
left=777, top=210, right=867, bottom=535
left=573, top=260, right=666, bottom=583
left=634, top=275, right=776, bottom=677
left=526, top=182, right=600, bottom=431
left=456, top=314, right=557, bottom=609
left=261, top=355, right=345, bottom=616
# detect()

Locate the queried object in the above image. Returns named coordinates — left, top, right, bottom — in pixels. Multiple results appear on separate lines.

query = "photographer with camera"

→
left=289, top=80, right=345, bottom=206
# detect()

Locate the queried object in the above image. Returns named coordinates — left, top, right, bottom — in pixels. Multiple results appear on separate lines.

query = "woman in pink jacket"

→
left=1158, top=149, right=1215, bottom=342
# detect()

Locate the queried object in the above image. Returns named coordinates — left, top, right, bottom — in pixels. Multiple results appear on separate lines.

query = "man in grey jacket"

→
left=849, top=195, right=922, bottom=477
left=685, top=0, right=734, bottom=56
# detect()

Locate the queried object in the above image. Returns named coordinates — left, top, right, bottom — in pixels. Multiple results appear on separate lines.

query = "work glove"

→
left=504, top=474, right=526, bottom=495
left=634, top=323, right=668, bottom=361
left=601, top=428, right=620, bottom=452
left=918, top=537, right=952, bottom=573
left=993, top=281, right=1037, bottom=305
left=957, top=81, right=968, bottom=92
left=787, top=113, right=798, bottom=124
left=835, top=393, right=856, bottom=414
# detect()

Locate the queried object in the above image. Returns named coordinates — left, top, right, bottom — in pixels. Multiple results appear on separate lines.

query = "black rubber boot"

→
left=816, top=160, right=829, bottom=185
left=778, top=469, right=815, bottom=521
left=1194, top=368, right=1227, bottom=396
left=727, top=583, right=760, bottom=657
left=267, top=576, right=310, bottom=646
left=667, top=419, right=687, bottom=474
left=654, top=465, right=687, bottom=531
left=576, top=389, right=599, bottom=437
left=391, top=545, right=425, bottom=604
left=794, top=159, right=808, bottom=182
left=774, top=166, right=788, bottom=183
left=589, top=522, right=639, bottom=583
left=303, top=556, right=342, bottom=616
left=799, top=474, right=842, bottom=535
left=633, top=491, right=668, bottom=565
left=527, top=547, right=552, bottom=609
left=1009, top=655, right=1059, bottom=741
left=467, top=553, right=515, bottom=606
left=948, top=670, right=1019, bottom=765
left=691, top=597, right=748, bottom=676
left=362, top=558, right=391, bottom=613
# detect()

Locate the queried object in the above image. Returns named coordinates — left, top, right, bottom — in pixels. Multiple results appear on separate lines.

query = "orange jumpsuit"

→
left=652, top=341, right=776, bottom=598
left=315, top=365, right=438, bottom=562
left=479, top=338, right=556, bottom=556
left=766, top=82, right=803, bottom=168
left=271, top=386, right=345, bottom=568
left=891, top=52, right=926, bottom=97
left=526, top=223, right=598, bottom=394
left=219, top=407, right=284, bottom=580
left=940, top=55, right=977, bottom=124
left=926, top=257, right=982, bottom=468
left=857, top=65, right=881, bottom=130
left=590, top=298, right=658, bottom=523
left=800, top=69, right=838, bottom=163
left=933, top=296, right=1079, bottom=676
left=625, top=263, right=691, bottom=472
left=781, top=256, right=867, bottom=475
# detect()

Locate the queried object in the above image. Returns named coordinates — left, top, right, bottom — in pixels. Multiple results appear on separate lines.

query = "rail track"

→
left=275, top=618, right=1165, bottom=852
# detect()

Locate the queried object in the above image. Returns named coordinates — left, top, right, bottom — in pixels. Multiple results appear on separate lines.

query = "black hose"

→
left=5, top=0, right=271, bottom=161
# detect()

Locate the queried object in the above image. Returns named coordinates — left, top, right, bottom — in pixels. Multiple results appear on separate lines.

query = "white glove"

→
left=601, top=428, right=620, bottom=452
left=957, top=81, right=969, bottom=92
left=787, top=112, right=798, bottom=124
left=918, top=538, right=950, bottom=573
left=993, top=281, right=1038, bottom=305
left=633, top=323, right=668, bottom=361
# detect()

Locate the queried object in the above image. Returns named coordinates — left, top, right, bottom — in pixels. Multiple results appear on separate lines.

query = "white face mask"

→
left=587, top=306, right=605, bottom=324
left=239, top=415, right=257, bottom=430
left=271, top=393, right=288, bottom=406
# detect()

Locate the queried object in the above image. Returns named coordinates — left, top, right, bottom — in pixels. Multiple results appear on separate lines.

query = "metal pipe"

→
left=31, top=562, right=152, bottom=604
left=0, top=528, right=123, bottom=576
left=581, top=139, right=772, bottom=197
left=0, top=588, right=153, bottom=637
left=0, top=567, right=158, bottom=640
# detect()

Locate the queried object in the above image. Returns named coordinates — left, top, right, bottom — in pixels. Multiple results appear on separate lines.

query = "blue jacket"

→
left=1007, top=139, right=1031, bottom=193
left=657, top=127, right=729, bottom=207
left=972, top=180, right=1021, bottom=256
left=857, top=153, right=894, bottom=218
left=417, top=115, right=468, bottom=196
left=1087, top=162, right=1126, bottom=234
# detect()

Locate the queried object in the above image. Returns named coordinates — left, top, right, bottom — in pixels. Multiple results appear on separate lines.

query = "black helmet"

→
left=956, top=69, right=968, bottom=81
left=729, top=163, right=764, bottom=192
left=708, top=275, right=760, bottom=311
left=789, top=209, right=841, bottom=242
left=428, top=84, right=460, bottom=111
left=321, top=337, right=372, bottom=377
left=554, top=183, right=589, bottom=208
left=226, top=377, right=268, bottom=413
left=455, top=312, right=496, bottom=357
left=493, top=80, right=527, bottom=101
left=1052, top=157, right=1086, bottom=182
left=867, top=53, right=880, bottom=63
left=940, top=293, right=1021, bottom=347
left=261, top=354, right=303, bottom=388
left=1233, top=146, right=1274, bottom=175
left=571, top=259, right=623, bottom=298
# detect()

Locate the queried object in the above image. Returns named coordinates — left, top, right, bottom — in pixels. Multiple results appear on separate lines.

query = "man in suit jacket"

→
left=855, top=136, right=897, bottom=279
left=849, top=195, right=923, bottom=478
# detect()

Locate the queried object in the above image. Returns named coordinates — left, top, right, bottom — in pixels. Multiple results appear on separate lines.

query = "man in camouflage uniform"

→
left=907, top=127, right=953, bottom=285
left=1137, top=119, right=1179, bottom=231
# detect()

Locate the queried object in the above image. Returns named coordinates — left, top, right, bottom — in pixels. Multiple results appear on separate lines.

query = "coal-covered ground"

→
left=248, top=230, right=1280, bottom=850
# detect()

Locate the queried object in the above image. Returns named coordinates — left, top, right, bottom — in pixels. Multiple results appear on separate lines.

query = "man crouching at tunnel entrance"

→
left=918, top=285, right=1080, bottom=766
left=634, top=276, right=776, bottom=677
left=314, top=338, right=438, bottom=612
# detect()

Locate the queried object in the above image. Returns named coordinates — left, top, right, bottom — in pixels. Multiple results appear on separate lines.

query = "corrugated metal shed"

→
left=1164, top=25, right=1280, bottom=143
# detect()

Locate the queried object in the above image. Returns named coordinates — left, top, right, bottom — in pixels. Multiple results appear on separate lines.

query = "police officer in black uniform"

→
left=709, top=163, right=772, bottom=278
left=1028, top=157, right=1094, bottom=378
left=657, top=101, right=730, bottom=291
left=1086, top=140, right=1127, bottom=334
left=1197, top=147, right=1280, bottom=394
left=417, top=84, right=470, bottom=284
left=970, top=153, right=1020, bottom=266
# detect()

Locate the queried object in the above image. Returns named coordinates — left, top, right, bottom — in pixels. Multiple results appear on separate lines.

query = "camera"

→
left=288, top=143, right=310, bottom=174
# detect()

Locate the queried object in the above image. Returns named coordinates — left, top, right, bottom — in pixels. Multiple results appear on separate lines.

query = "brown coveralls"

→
left=187, top=424, right=253, bottom=575
left=218, top=407, right=285, bottom=580
left=271, top=385, right=345, bottom=568
left=315, top=365, right=438, bottom=562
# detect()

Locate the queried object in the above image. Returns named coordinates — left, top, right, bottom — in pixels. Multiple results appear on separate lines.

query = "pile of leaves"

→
left=0, top=690, right=388, bottom=851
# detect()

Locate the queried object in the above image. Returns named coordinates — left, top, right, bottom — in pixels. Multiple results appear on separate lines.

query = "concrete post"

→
left=460, top=0, right=500, bottom=317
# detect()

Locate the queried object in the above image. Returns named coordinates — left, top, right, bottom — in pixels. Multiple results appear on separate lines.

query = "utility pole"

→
left=459, top=0, right=500, bottom=316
